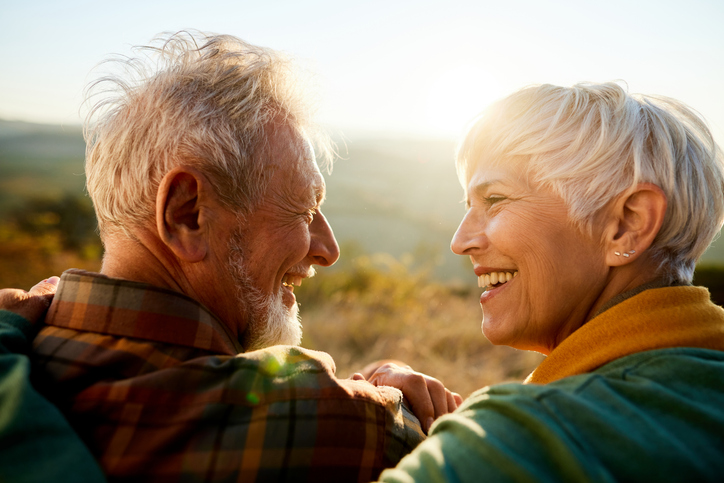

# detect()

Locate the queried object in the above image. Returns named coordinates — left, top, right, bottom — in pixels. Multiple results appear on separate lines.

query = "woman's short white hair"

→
left=85, top=30, right=330, bottom=237
left=457, top=82, right=724, bottom=283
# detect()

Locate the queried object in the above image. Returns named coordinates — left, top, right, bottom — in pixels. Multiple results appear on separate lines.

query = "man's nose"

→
left=309, top=209, right=340, bottom=266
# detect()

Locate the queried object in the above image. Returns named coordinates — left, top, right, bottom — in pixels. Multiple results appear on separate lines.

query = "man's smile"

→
left=282, top=273, right=304, bottom=290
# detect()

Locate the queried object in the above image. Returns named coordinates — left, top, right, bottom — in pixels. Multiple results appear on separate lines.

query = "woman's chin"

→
left=482, top=317, right=543, bottom=352
left=481, top=316, right=514, bottom=346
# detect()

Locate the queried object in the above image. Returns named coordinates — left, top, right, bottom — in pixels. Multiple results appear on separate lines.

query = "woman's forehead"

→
left=465, top=161, right=530, bottom=192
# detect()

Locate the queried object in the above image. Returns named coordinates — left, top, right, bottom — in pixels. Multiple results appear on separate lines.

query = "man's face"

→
left=220, top=125, right=339, bottom=351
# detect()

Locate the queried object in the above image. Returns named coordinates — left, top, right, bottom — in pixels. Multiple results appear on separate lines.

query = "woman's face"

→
left=451, top=163, right=610, bottom=354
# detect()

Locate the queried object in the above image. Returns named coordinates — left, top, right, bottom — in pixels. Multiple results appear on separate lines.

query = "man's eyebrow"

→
left=314, top=185, right=326, bottom=205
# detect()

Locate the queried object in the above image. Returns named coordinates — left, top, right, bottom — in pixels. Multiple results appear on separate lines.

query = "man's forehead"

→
left=306, top=161, right=326, bottom=204
left=274, top=132, right=325, bottom=201
left=297, top=134, right=325, bottom=197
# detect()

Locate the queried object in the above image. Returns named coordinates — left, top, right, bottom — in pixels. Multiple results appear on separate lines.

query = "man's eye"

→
left=305, top=208, right=317, bottom=223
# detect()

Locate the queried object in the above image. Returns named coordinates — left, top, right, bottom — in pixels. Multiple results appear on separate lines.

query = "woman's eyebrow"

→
left=467, top=179, right=502, bottom=201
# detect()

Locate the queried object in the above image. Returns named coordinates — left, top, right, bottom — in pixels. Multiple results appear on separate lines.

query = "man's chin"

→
left=281, top=286, right=297, bottom=307
left=243, top=300, right=302, bottom=352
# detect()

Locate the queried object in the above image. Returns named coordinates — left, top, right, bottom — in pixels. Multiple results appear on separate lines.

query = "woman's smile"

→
left=477, top=270, right=518, bottom=289
left=479, top=271, right=517, bottom=304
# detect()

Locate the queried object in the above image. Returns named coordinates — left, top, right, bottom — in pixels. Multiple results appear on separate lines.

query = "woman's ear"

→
left=155, top=166, right=210, bottom=263
left=604, top=183, right=667, bottom=267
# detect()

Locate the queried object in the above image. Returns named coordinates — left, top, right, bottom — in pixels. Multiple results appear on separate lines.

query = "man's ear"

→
left=603, top=183, right=667, bottom=267
left=156, top=166, right=210, bottom=263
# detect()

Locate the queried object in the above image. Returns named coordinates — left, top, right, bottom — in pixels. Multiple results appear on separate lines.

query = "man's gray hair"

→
left=84, top=30, right=331, bottom=237
left=457, top=82, right=724, bottom=283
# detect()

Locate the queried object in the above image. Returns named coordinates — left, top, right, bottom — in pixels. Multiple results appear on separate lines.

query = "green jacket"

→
left=0, top=309, right=105, bottom=483
left=380, top=348, right=724, bottom=482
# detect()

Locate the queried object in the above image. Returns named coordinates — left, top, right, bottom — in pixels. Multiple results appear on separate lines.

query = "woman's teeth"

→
left=478, top=271, right=517, bottom=288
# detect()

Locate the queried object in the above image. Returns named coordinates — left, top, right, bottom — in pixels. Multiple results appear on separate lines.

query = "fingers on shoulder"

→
left=0, top=277, right=58, bottom=320
left=29, top=277, right=59, bottom=297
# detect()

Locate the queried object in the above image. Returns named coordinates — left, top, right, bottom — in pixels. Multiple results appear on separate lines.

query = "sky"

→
left=1, top=0, right=723, bottom=142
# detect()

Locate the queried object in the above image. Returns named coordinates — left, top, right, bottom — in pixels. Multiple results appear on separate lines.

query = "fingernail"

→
left=47, top=276, right=60, bottom=286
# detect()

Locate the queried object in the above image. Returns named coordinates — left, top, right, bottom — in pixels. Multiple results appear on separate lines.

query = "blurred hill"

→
left=0, top=119, right=86, bottom=214
left=323, top=135, right=469, bottom=281
left=1, top=118, right=723, bottom=284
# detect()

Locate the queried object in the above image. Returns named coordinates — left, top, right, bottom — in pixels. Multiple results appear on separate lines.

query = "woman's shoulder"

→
left=381, top=349, right=724, bottom=483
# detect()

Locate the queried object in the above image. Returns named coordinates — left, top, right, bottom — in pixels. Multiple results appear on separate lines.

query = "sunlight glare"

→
left=424, top=65, right=504, bottom=137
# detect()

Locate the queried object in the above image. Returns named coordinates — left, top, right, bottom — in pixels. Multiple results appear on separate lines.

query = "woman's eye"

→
left=484, top=195, right=506, bottom=206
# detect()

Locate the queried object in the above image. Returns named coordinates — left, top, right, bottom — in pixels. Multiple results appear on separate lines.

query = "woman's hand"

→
left=0, top=277, right=59, bottom=325
left=353, top=361, right=463, bottom=433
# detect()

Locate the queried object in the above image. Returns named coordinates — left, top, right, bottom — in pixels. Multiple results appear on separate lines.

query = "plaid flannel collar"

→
left=46, top=269, right=244, bottom=355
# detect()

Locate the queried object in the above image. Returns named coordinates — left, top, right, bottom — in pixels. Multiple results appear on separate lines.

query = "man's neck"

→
left=99, top=227, right=246, bottom=343
left=101, top=229, right=187, bottom=293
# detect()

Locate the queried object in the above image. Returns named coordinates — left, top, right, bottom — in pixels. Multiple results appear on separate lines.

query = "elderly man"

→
left=2, top=31, right=460, bottom=482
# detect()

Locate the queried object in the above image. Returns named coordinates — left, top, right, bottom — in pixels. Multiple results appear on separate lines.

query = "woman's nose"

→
left=451, top=210, right=484, bottom=256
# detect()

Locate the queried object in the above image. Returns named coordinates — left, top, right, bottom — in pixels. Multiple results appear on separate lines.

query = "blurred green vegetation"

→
left=0, top=195, right=102, bottom=289
left=11, top=195, right=100, bottom=253
left=693, top=265, right=724, bottom=305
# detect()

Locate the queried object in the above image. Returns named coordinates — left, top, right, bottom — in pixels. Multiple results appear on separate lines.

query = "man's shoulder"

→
left=46, top=269, right=243, bottom=354
left=208, top=344, right=413, bottom=407
left=32, top=327, right=425, bottom=481
left=34, top=325, right=392, bottom=402
left=37, top=269, right=420, bottom=412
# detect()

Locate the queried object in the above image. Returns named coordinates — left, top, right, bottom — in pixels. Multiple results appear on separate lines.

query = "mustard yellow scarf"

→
left=526, top=286, right=724, bottom=385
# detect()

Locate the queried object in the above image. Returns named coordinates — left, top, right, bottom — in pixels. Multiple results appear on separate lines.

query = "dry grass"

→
left=297, top=253, right=544, bottom=398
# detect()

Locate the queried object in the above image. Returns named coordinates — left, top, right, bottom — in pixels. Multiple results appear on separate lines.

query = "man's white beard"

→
left=228, top=236, right=303, bottom=352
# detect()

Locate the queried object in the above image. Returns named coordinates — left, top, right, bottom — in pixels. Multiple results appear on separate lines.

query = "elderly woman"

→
left=380, top=82, right=724, bottom=482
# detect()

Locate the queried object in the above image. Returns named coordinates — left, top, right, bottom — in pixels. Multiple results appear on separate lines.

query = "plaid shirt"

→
left=32, top=270, right=424, bottom=482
